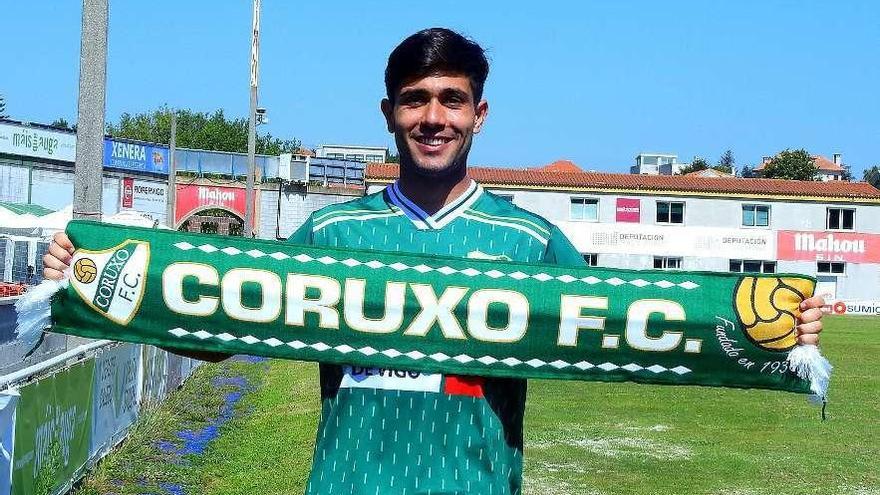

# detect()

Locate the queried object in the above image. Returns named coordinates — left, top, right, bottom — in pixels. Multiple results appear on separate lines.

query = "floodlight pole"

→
left=72, top=0, right=109, bottom=220
left=244, top=0, right=261, bottom=236
left=166, top=110, right=177, bottom=227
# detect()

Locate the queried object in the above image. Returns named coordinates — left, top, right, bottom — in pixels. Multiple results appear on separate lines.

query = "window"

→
left=583, top=253, right=598, bottom=266
left=326, top=153, right=345, bottom=160
left=817, top=262, right=846, bottom=275
left=344, top=154, right=365, bottom=162
left=729, top=259, right=776, bottom=273
left=826, top=208, right=855, bottom=230
left=742, top=204, right=770, bottom=227
left=570, top=197, right=599, bottom=221
left=656, top=201, right=684, bottom=224
left=496, top=194, right=514, bottom=202
left=365, top=154, right=384, bottom=163
left=653, top=256, right=682, bottom=270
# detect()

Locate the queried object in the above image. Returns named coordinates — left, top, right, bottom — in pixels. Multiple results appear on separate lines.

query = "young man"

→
left=43, top=27, right=826, bottom=495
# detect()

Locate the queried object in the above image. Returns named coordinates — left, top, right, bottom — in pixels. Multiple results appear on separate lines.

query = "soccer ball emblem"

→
left=734, top=277, right=813, bottom=352
left=73, top=257, right=98, bottom=284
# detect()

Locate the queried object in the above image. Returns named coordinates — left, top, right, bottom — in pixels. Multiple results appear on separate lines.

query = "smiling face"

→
left=382, top=73, right=488, bottom=179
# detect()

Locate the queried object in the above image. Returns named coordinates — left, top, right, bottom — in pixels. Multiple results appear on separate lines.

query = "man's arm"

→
left=287, top=215, right=315, bottom=244
left=543, top=226, right=587, bottom=267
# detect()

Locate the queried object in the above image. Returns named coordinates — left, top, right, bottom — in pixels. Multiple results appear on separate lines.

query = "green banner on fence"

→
left=11, top=360, right=94, bottom=495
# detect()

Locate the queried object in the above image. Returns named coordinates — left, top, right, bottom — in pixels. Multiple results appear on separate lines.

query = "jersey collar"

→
left=387, top=179, right=483, bottom=230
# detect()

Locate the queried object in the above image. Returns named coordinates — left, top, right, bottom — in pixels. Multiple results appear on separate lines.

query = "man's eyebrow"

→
left=398, top=88, right=430, bottom=99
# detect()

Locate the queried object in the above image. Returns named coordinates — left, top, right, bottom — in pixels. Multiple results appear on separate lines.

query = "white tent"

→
left=32, top=205, right=73, bottom=234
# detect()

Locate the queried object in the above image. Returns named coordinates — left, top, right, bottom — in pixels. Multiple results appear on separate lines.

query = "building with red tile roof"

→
left=366, top=161, right=880, bottom=303
left=755, top=153, right=847, bottom=182
left=366, top=163, right=880, bottom=203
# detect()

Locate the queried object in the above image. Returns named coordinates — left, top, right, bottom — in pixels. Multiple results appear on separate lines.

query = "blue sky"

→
left=3, top=1, right=878, bottom=176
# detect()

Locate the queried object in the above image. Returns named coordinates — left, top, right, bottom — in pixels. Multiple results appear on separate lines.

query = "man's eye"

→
left=400, top=95, right=427, bottom=106
left=442, top=94, right=468, bottom=106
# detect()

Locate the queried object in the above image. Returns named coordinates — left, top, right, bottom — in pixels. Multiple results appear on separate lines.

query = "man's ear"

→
left=380, top=98, right=394, bottom=133
left=473, top=99, right=489, bottom=134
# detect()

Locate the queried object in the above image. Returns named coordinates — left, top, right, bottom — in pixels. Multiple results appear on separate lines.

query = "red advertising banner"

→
left=121, top=178, right=134, bottom=208
left=175, top=184, right=253, bottom=227
left=615, top=198, right=640, bottom=223
left=777, top=230, right=880, bottom=263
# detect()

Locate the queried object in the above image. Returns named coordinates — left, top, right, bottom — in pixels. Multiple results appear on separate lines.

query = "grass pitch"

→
left=75, top=316, right=878, bottom=495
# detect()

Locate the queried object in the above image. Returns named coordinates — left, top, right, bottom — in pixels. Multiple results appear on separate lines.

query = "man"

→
left=44, top=28, right=825, bottom=495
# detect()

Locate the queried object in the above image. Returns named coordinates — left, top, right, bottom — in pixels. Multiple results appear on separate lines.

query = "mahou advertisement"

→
left=776, top=231, right=880, bottom=263
left=174, top=184, right=255, bottom=228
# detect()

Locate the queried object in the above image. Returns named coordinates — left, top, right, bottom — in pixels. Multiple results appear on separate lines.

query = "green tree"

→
left=0, top=94, right=8, bottom=119
left=840, top=165, right=853, bottom=182
left=676, top=156, right=710, bottom=175
left=864, top=165, right=880, bottom=188
left=759, top=149, right=818, bottom=181
left=387, top=151, right=400, bottom=164
left=740, top=165, right=756, bottom=178
left=716, top=149, right=735, bottom=174
left=51, top=118, right=76, bottom=131
left=106, top=106, right=300, bottom=155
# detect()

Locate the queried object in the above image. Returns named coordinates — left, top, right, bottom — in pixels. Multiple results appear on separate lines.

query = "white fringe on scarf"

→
left=787, top=344, right=833, bottom=401
left=14, top=277, right=69, bottom=350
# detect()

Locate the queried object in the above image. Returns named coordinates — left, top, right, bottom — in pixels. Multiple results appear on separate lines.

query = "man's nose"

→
left=421, top=99, right=445, bottom=128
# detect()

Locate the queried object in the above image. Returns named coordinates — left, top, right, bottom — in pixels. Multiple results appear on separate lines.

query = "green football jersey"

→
left=289, top=180, right=584, bottom=495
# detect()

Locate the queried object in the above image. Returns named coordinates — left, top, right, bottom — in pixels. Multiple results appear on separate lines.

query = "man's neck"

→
left=397, top=166, right=472, bottom=215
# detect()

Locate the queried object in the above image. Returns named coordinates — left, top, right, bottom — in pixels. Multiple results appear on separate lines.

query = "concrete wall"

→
left=258, top=185, right=363, bottom=240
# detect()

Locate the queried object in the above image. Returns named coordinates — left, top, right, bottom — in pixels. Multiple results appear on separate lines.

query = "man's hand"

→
left=796, top=296, right=825, bottom=346
left=43, top=232, right=75, bottom=280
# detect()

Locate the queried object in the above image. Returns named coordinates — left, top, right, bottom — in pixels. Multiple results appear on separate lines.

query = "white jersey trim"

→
left=312, top=209, right=405, bottom=232
left=459, top=211, right=550, bottom=245
left=387, top=180, right=483, bottom=230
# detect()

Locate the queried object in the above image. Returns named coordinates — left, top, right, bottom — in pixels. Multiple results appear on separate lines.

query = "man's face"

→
left=381, top=73, right=488, bottom=178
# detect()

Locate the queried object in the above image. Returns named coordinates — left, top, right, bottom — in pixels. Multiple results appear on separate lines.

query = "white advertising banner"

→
left=120, top=179, right=167, bottom=224
left=0, top=390, right=19, bottom=495
left=827, top=300, right=880, bottom=316
left=0, top=123, right=76, bottom=162
left=557, top=221, right=776, bottom=260
left=90, top=344, right=141, bottom=458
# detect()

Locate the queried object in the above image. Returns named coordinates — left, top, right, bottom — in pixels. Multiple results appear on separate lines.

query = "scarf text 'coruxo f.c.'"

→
left=16, top=221, right=831, bottom=401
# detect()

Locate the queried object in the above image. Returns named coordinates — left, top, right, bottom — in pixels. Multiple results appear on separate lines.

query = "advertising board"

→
left=777, top=231, right=880, bottom=263
left=11, top=361, right=94, bottom=495
left=0, top=123, right=76, bottom=162
left=615, top=198, right=641, bottom=223
left=120, top=179, right=167, bottom=223
left=103, top=139, right=169, bottom=174
left=90, top=345, right=141, bottom=459
left=0, top=391, right=19, bottom=495
left=175, top=184, right=254, bottom=227
left=557, top=222, right=776, bottom=259
left=827, top=300, right=880, bottom=316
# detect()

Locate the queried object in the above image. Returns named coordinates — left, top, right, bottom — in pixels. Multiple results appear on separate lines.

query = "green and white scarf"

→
left=16, top=221, right=831, bottom=398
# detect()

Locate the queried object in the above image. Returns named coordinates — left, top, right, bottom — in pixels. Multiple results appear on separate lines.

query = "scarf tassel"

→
left=14, top=278, right=69, bottom=355
left=787, top=344, right=832, bottom=402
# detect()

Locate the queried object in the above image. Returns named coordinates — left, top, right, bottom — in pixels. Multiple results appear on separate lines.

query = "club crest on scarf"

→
left=68, top=239, right=150, bottom=325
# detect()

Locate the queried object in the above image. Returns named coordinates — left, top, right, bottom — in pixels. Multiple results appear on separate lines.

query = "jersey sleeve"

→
left=543, top=226, right=586, bottom=267
left=288, top=215, right=315, bottom=245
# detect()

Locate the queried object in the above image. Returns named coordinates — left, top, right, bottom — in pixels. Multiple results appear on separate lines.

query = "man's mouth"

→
left=414, top=136, right=453, bottom=147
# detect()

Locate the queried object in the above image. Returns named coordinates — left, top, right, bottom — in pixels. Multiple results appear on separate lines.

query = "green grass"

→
left=74, top=316, right=878, bottom=494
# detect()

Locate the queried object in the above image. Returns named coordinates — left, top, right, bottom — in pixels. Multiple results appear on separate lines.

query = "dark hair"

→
left=385, top=28, right=489, bottom=104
